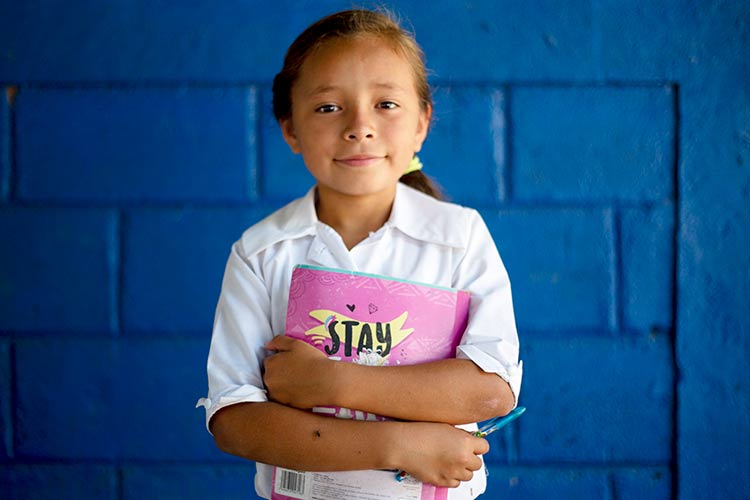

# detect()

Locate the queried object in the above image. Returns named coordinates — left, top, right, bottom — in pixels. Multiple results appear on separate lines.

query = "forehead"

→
left=294, top=36, right=417, bottom=95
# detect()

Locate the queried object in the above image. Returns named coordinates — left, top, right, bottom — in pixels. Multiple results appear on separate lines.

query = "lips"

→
left=334, top=155, right=384, bottom=168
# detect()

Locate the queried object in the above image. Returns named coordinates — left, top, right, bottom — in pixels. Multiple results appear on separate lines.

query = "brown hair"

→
left=272, top=9, right=444, bottom=200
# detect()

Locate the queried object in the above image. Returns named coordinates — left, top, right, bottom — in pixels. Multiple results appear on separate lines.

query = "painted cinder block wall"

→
left=0, top=1, right=747, bottom=499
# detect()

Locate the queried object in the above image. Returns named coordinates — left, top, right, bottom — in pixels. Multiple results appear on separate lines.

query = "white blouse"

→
left=198, top=183, right=523, bottom=499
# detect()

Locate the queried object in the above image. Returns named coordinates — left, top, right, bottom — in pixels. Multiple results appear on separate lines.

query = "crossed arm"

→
left=211, top=335, right=514, bottom=487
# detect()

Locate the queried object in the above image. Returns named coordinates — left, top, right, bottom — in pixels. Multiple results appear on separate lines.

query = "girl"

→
left=198, top=9, right=522, bottom=499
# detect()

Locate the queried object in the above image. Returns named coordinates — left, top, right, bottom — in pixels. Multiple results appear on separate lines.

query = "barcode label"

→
left=275, top=468, right=307, bottom=498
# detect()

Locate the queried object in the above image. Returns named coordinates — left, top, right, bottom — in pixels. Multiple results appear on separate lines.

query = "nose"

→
left=343, top=107, right=375, bottom=141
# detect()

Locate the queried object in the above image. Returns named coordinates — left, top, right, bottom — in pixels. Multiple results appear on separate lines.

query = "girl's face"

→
left=280, top=36, right=431, bottom=201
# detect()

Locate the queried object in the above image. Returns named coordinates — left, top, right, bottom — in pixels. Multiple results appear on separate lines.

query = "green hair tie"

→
left=404, top=155, right=423, bottom=175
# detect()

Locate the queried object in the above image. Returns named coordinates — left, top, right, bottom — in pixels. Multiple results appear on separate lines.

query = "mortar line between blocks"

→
left=117, top=465, right=124, bottom=500
left=7, top=339, right=17, bottom=460
left=669, top=82, right=681, bottom=500
left=115, top=210, right=125, bottom=337
left=608, top=471, right=620, bottom=500
left=503, top=86, right=514, bottom=204
left=489, top=88, right=507, bottom=204
left=254, top=85, right=265, bottom=201
left=612, top=206, right=623, bottom=335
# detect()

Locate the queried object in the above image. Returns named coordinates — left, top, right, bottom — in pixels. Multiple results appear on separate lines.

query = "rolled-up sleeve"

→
left=453, top=210, right=523, bottom=406
left=195, top=241, right=274, bottom=432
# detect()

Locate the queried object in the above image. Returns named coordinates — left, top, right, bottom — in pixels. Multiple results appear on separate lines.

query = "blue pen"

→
left=395, top=406, right=527, bottom=482
left=471, top=406, right=526, bottom=438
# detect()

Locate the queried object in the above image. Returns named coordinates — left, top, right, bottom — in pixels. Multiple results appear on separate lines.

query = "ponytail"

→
left=399, top=171, right=445, bottom=200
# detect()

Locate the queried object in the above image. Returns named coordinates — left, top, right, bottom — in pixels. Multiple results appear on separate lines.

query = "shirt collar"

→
left=239, top=188, right=318, bottom=257
left=242, top=183, right=466, bottom=257
left=276, top=187, right=319, bottom=237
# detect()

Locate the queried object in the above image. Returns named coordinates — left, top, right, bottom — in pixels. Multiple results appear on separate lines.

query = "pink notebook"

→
left=272, top=265, right=471, bottom=500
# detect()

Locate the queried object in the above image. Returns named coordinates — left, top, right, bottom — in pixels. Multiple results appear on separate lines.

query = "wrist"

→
left=327, top=359, right=350, bottom=408
left=379, top=421, right=408, bottom=471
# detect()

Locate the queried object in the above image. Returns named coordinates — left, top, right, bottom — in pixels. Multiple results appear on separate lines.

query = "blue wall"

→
left=0, top=1, right=748, bottom=498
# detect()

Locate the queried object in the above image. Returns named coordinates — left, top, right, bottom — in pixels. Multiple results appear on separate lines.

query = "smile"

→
left=334, top=155, right=384, bottom=168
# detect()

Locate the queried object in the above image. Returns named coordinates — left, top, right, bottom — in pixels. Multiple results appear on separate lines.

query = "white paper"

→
left=273, top=468, right=423, bottom=500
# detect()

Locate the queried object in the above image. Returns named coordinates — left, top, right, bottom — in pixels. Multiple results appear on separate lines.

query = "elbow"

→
left=212, top=428, right=233, bottom=456
left=210, top=405, right=257, bottom=459
left=493, top=394, right=516, bottom=419
left=474, top=397, right=510, bottom=422
left=210, top=411, right=236, bottom=456
left=476, top=378, right=516, bottom=421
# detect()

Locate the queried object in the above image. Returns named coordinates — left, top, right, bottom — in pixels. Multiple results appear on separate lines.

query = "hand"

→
left=263, top=335, right=336, bottom=409
left=393, top=422, right=489, bottom=488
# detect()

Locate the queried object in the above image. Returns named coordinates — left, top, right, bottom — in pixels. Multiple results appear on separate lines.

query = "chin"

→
left=318, top=178, right=398, bottom=198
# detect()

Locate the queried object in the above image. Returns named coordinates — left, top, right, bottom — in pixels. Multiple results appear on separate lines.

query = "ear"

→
left=413, top=103, right=432, bottom=153
left=279, top=118, right=302, bottom=154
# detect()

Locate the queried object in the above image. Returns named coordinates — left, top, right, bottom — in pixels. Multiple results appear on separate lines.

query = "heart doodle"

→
left=346, top=304, right=355, bottom=312
left=368, top=303, right=378, bottom=314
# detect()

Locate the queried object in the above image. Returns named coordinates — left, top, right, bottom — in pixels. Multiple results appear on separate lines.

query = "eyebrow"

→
left=305, top=82, right=408, bottom=98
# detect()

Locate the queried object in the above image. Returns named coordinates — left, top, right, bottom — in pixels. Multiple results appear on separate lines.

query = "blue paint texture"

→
left=260, top=89, right=317, bottom=203
left=0, top=92, right=8, bottom=202
left=14, top=339, right=119, bottom=459
left=122, top=208, right=261, bottom=335
left=485, top=467, right=610, bottom=499
left=1, top=1, right=748, bottom=498
left=16, top=88, right=257, bottom=203
left=0, top=464, right=117, bottom=500
left=422, top=86, right=506, bottom=205
left=512, top=86, right=674, bottom=203
left=122, top=464, right=255, bottom=500
left=621, top=204, right=675, bottom=333
left=483, top=208, right=615, bottom=333
left=519, top=337, right=673, bottom=463
left=115, top=338, right=231, bottom=461
left=0, top=340, right=10, bottom=459
left=0, top=208, right=118, bottom=334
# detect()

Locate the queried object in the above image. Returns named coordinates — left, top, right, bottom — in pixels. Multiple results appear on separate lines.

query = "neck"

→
left=315, top=185, right=397, bottom=250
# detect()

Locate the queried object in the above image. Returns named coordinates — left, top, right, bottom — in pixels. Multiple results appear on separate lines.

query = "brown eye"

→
left=378, top=101, right=399, bottom=110
left=315, top=104, right=340, bottom=113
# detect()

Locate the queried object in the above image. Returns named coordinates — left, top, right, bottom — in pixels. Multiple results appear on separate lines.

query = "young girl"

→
left=198, top=9, right=522, bottom=499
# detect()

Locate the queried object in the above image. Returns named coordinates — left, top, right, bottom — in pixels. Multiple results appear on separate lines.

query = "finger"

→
left=467, top=454, right=483, bottom=471
left=459, top=468, right=475, bottom=482
left=264, top=335, right=293, bottom=351
left=473, top=437, right=490, bottom=455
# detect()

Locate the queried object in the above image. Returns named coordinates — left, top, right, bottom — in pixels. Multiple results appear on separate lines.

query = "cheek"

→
left=300, top=121, right=335, bottom=145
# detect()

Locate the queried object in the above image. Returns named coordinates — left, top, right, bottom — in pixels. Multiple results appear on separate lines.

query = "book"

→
left=271, top=265, right=471, bottom=500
